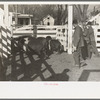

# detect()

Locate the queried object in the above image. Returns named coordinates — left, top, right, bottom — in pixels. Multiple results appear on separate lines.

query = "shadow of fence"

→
left=3, top=49, right=70, bottom=81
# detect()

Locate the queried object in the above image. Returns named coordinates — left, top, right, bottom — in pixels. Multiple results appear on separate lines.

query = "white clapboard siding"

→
left=93, top=26, right=100, bottom=52
left=0, top=8, right=12, bottom=58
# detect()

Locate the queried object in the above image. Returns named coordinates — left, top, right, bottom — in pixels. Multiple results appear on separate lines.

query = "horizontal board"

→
left=96, top=44, right=100, bottom=46
left=13, top=34, right=56, bottom=38
left=13, top=30, right=57, bottom=34
left=97, top=49, right=100, bottom=52
left=96, top=38, right=100, bottom=41
left=13, top=33, right=56, bottom=36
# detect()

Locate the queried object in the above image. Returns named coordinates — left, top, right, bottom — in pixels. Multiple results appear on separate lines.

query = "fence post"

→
left=33, top=18, right=38, bottom=38
left=0, top=7, right=7, bottom=80
left=7, top=12, right=13, bottom=54
left=68, top=5, right=73, bottom=54
left=4, top=4, right=9, bottom=27
left=4, top=4, right=12, bottom=55
left=33, top=25, right=37, bottom=38
left=0, top=8, right=4, bottom=59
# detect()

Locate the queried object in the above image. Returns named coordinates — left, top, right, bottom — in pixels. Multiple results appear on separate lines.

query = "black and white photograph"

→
left=0, top=2, right=100, bottom=81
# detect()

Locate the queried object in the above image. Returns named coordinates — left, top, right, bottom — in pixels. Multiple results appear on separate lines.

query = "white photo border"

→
left=0, top=1, right=100, bottom=99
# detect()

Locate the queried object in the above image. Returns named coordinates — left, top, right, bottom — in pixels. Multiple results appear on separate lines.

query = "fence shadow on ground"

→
left=4, top=49, right=70, bottom=81
left=78, top=69, right=100, bottom=81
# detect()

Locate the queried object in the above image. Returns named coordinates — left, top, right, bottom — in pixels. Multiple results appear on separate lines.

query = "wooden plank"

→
left=96, top=43, right=100, bottom=47
left=97, top=49, right=100, bottom=52
left=96, top=38, right=100, bottom=41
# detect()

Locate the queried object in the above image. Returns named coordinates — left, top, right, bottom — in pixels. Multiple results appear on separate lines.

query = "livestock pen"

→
left=0, top=4, right=100, bottom=81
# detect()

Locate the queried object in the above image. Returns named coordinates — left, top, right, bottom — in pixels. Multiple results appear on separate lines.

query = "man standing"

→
left=83, top=24, right=92, bottom=59
left=87, top=22, right=100, bottom=57
left=73, top=19, right=86, bottom=68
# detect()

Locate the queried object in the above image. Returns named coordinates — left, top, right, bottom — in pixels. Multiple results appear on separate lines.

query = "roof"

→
left=43, top=14, right=54, bottom=21
left=89, top=13, right=100, bottom=22
left=18, top=14, right=33, bottom=18
left=12, top=13, right=33, bottom=18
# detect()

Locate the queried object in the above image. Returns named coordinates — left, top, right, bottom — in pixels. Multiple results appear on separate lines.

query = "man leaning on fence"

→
left=72, top=19, right=87, bottom=68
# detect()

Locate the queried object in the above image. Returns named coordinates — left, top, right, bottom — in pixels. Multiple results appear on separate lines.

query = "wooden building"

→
left=12, top=13, right=33, bottom=26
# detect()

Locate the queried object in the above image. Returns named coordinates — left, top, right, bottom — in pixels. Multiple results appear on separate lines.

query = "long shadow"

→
left=78, top=69, right=100, bottom=81
left=45, top=69, right=70, bottom=81
left=4, top=51, right=45, bottom=81
left=25, top=52, right=46, bottom=81
left=40, top=59, right=70, bottom=81
left=4, top=47, right=70, bottom=81
left=0, top=57, right=6, bottom=81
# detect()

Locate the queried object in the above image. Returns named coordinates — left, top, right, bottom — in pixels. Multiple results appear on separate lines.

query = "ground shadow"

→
left=78, top=69, right=100, bottom=81
left=45, top=69, right=70, bottom=81
left=3, top=49, right=70, bottom=81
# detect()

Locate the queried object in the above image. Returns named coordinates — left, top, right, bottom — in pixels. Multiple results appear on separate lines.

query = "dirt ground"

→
left=3, top=49, right=100, bottom=81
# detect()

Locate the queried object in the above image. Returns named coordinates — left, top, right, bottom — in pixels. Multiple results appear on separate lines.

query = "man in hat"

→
left=87, top=21, right=100, bottom=58
left=83, top=23, right=92, bottom=59
left=72, top=19, right=86, bottom=68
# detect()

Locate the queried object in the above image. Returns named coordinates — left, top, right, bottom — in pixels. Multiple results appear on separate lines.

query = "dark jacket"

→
left=88, top=26, right=95, bottom=42
left=73, top=25, right=84, bottom=48
left=83, top=27, right=90, bottom=43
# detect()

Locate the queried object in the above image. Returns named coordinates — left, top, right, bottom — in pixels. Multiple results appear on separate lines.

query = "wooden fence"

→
left=93, top=26, right=100, bottom=52
left=13, top=25, right=68, bottom=51
left=0, top=8, right=12, bottom=59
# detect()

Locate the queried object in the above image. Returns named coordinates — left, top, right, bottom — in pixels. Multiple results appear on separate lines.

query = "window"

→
left=48, top=17, right=50, bottom=19
left=47, top=22, right=50, bottom=25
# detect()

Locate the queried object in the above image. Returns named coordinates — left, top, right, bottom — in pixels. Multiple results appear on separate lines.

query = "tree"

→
left=74, top=5, right=89, bottom=23
left=55, top=5, right=68, bottom=25
left=8, top=4, right=68, bottom=25
left=90, top=6, right=100, bottom=17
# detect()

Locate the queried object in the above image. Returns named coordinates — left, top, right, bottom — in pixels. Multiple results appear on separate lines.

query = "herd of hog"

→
left=11, top=36, right=64, bottom=59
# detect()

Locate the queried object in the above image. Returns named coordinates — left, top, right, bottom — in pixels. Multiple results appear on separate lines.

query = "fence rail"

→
left=13, top=25, right=68, bottom=51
